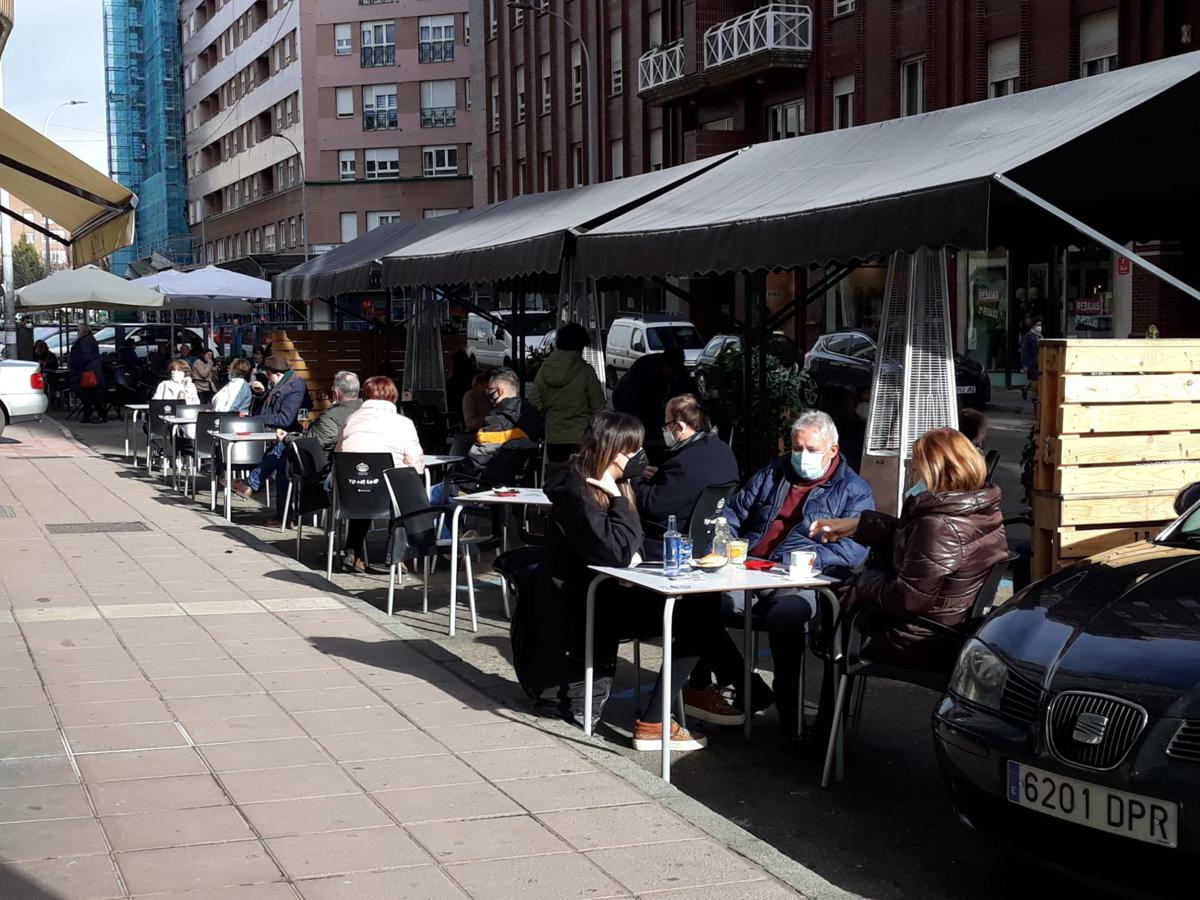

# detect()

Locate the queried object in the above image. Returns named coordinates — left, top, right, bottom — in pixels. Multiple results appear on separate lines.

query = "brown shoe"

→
left=230, top=479, right=253, bottom=498
left=682, top=686, right=745, bottom=726
left=632, top=719, right=707, bottom=752
left=264, top=518, right=286, bottom=529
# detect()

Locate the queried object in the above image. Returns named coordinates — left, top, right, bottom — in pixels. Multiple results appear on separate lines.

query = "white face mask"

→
left=170, top=371, right=185, bottom=384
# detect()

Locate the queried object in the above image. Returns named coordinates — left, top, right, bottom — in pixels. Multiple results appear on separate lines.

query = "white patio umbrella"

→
left=16, top=265, right=164, bottom=311
left=131, top=266, right=269, bottom=350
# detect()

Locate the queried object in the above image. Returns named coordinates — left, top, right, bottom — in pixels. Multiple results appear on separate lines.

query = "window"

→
left=365, top=147, right=400, bottom=179
left=424, top=208, right=458, bottom=218
left=340, top=212, right=358, bottom=243
left=766, top=98, right=805, bottom=140
left=488, top=0, right=497, bottom=37
left=516, top=161, right=526, bottom=195
left=422, top=144, right=458, bottom=176
left=514, top=65, right=526, bottom=123
left=263, top=224, right=276, bottom=252
left=366, top=211, right=402, bottom=230
left=833, top=74, right=854, bottom=129
left=701, top=116, right=733, bottom=130
left=361, top=20, right=395, bottom=67
left=334, top=23, right=352, bottom=55
left=572, top=143, right=583, bottom=186
left=571, top=42, right=583, bottom=104
left=609, top=28, right=623, bottom=95
left=338, top=150, right=356, bottom=180
left=542, top=151, right=552, bottom=190
left=988, top=36, right=1019, bottom=97
left=284, top=95, right=295, bottom=126
left=420, top=80, right=456, bottom=127
left=419, top=14, right=455, bottom=63
left=1080, top=8, right=1118, bottom=77
left=286, top=156, right=296, bottom=186
left=609, top=138, right=623, bottom=179
left=464, top=78, right=472, bottom=110
left=512, top=3, right=523, bottom=27
left=490, top=166, right=501, bottom=202
left=540, top=54, right=551, bottom=114
left=647, top=9, right=662, bottom=48
left=833, top=0, right=855, bottom=16
left=649, top=127, right=663, bottom=171
left=490, top=76, right=500, bottom=130
left=289, top=218, right=298, bottom=248
left=363, top=84, right=398, bottom=130
left=464, top=12, right=470, bottom=45
left=900, top=57, right=924, bottom=116
left=336, top=86, right=354, bottom=118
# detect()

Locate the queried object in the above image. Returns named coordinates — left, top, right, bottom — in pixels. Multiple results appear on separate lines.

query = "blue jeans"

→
left=247, top=441, right=288, bottom=515
left=429, top=481, right=453, bottom=539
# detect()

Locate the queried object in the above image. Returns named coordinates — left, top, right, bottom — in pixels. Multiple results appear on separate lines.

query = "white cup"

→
left=788, top=550, right=817, bottom=579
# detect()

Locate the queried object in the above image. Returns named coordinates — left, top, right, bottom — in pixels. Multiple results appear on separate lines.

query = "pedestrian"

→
left=190, top=348, right=218, bottom=403
left=16, top=317, right=34, bottom=361
left=68, top=323, right=106, bottom=424
left=1020, top=316, right=1043, bottom=401
left=532, top=323, right=606, bottom=463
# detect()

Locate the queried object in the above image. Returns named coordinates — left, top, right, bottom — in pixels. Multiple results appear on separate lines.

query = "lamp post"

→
left=270, top=131, right=309, bottom=262
left=506, top=2, right=597, bottom=186
left=41, top=100, right=88, bottom=277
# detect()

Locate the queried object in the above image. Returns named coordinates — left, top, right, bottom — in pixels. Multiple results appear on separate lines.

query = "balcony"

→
left=363, top=108, right=399, bottom=131
left=704, top=3, right=811, bottom=70
left=419, top=40, right=454, bottom=63
left=361, top=45, right=395, bottom=67
left=637, top=39, right=684, bottom=93
left=420, top=106, right=456, bottom=128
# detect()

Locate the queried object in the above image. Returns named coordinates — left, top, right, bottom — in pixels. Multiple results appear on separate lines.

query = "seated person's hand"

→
left=251, top=381, right=265, bottom=393
left=585, top=472, right=622, bottom=498
left=275, top=428, right=287, bottom=441
left=641, top=465, right=658, bottom=479
left=809, top=517, right=859, bottom=543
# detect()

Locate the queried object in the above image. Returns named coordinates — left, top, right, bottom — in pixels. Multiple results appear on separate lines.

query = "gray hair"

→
left=333, top=370, right=360, bottom=399
left=791, top=409, right=839, bottom=447
left=488, top=367, right=521, bottom=394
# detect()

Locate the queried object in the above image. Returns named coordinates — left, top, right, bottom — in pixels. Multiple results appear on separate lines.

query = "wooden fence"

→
left=266, top=330, right=405, bottom=411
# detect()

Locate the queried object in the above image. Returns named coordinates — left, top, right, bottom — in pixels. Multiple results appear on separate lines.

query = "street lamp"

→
left=269, top=131, right=309, bottom=262
left=506, top=1, right=597, bottom=186
left=42, top=100, right=88, bottom=277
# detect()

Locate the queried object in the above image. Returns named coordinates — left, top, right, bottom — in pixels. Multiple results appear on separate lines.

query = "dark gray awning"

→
left=381, top=154, right=735, bottom=288
left=575, top=52, right=1200, bottom=278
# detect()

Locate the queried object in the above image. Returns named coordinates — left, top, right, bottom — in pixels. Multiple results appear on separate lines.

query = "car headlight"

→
left=948, top=638, right=1008, bottom=712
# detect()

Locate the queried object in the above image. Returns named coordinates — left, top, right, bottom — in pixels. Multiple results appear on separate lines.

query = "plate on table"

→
left=689, top=554, right=728, bottom=572
left=492, top=487, right=520, bottom=497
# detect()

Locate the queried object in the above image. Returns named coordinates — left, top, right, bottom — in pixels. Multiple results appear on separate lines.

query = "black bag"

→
left=496, top=547, right=558, bottom=702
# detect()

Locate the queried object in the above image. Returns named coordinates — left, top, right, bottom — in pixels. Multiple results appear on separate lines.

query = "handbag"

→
left=80, top=370, right=98, bottom=390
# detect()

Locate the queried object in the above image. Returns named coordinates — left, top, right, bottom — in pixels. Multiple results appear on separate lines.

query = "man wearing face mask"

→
left=1020, top=316, right=1043, bottom=401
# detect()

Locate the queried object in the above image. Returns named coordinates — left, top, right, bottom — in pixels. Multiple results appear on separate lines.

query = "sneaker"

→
left=633, top=719, right=707, bottom=752
left=682, top=686, right=745, bottom=726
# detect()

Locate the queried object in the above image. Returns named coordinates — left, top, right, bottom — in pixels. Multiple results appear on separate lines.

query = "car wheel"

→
left=799, top=373, right=819, bottom=409
left=0, top=407, right=7, bottom=438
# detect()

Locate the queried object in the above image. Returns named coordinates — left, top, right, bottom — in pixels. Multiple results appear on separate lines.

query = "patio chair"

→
left=326, top=452, right=394, bottom=581
left=215, top=415, right=269, bottom=514
left=181, top=411, right=222, bottom=505
left=144, top=399, right=180, bottom=475
left=282, top=437, right=331, bottom=557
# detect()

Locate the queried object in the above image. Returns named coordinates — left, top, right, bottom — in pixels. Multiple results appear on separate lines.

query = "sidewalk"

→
left=0, top=418, right=814, bottom=900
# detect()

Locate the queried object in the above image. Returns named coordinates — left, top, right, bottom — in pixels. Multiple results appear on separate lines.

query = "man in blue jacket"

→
left=684, top=410, right=875, bottom=737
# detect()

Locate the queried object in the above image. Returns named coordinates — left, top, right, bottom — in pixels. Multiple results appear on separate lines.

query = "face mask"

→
left=791, top=450, right=828, bottom=481
left=170, top=371, right=185, bottom=384
left=905, top=478, right=928, bottom=499
left=855, top=402, right=869, bottom=421
left=662, top=425, right=678, bottom=449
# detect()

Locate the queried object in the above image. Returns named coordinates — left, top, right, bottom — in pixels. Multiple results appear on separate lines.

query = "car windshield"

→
left=498, top=313, right=554, bottom=336
left=1172, top=506, right=1200, bottom=540
left=647, top=325, right=704, bottom=351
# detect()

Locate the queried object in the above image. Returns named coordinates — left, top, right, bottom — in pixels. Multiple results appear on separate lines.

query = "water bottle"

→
left=712, top=517, right=731, bottom=560
left=663, top=514, right=681, bottom=576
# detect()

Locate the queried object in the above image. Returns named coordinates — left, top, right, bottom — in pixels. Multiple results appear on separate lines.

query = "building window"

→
left=514, top=65, right=526, bottom=123
left=363, top=84, right=398, bottom=130
left=286, top=156, right=296, bottom=185
left=516, top=161, right=526, bottom=195
left=424, top=208, right=458, bottom=218
left=540, top=54, right=551, bottom=114
left=289, top=218, right=298, bottom=247
left=833, top=74, right=854, bottom=129
left=464, top=78, right=472, bottom=110
left=361, top=21, right=396, bottom=67
left=263, top=224, right=276, bottom=252
left=419, top=15, right=455, bottom=63
left=572, top=143, right=583, bottom=186
left=833, top=0, right=855, bottom=16
left=609, top=28, right=623, bottom=96
left=488, top=0, right=497, bottom=37
left=571, top=42, right=583, bottom=104
left=490, top=76, right=500, bottom=130
left=647, top=9, right=662, bottom=48
left=900, top=57, right=924, bottom=116
left=367, top=211, right=402, bottom=230
left=334, top=23, right=352, bottom=55
left=766, top=98, right=805, bottom=140
left=490, top=166, right=501, bottom=203
left=542, top=151, right=552, bottom=190
left=609, top=138, right=623, bottom=179
left=420, top=80, right=456, bottom=127
left=987, top=35, right=1019, bottom=97
left=649, top=127, right=663, bottom=171
left=336, top=86, right=354, bottom=118
left=339, top=150, right=356, bottom=180
left=422, top=144, right=458, bottom=176
left=512, top=3, right=523, bottom=27
left=1080, top=8, right=1118, bottom=77
left=340, top=212, right=358, bottom=243
left=464, top=12, right=470, bottom=45
left=365, top=147, right=400, bottom=179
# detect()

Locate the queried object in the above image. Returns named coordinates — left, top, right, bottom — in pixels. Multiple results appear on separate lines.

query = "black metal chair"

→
left=215, top=415, right=269, bottom=514
left=283, top=437, right=331, bottom=557
left=144, top=399, right=180, bottom=474
left=447, top=432, right=475, bottom=458
left=326, top=452, right=394, bottom=580
left=183, top=411, right=222, bottom=506
left=166, top=404, right=203, bottom=490
left=984, top=449, right=1001, bottom=483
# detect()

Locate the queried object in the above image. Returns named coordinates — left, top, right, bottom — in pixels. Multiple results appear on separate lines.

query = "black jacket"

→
left=544, top=463, right=643, bottom=597
left=465, top=395, right=544, bottom=476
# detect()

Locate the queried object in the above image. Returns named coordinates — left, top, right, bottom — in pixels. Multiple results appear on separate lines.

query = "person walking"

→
left=533, top=323, right=606, bottom=463
left=1020, top=316, right=1043, bottom=401
left=68, top=324, right=106, bottom=424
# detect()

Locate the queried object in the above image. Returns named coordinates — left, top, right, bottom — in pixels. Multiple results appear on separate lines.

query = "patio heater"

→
left=401, top=287, right=448, bottom=412
left=859, top=248, right=959, bottom=515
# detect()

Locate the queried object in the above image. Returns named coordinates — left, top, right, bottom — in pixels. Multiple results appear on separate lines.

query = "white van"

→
left=466, top=311, right=555, bottom=372
left=603, top=315, right=706, bottom=384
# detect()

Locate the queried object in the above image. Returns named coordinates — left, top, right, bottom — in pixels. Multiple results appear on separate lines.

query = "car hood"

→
left=981, top=542, right=1200, bottom=715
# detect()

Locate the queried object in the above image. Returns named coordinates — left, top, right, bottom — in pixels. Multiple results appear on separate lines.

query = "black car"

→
left=693, top=333, right=817, bottom=407
left=804, top=330, right=991, bottom=408
left=933, top=490, right=1200, bottom=894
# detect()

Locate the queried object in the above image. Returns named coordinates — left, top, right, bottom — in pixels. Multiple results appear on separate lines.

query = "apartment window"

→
left=833, top=0, right=855, bottom=16
left=334, top=23, right=352, bottom=55
left=290, top=218, right=298, bottom=248
left=422, top=144, right=458, bottom=177
left=286, top=156, right=296, bottom=186
left=464, top=13, right=470, bottom=45
left=464, top=78, right=472, bottom=110
left=340, top=212, right=358, bottom=243
left=367, top=211, right=402, bottom=230
left=609, top=138, right=623, bottom=179
left=363, top=84, right=398, bottom=130
left=420, top=80, right=456, bottom=127
left=571, top=42, right=583, bottom=104
left=490, top=166, right=501, bottom=203
left=649, top=127, right=663, bottom=171
left=423, top=208, right=458, bottom=218
left=514, top=65, right=526, bottom=123
left=900, top=57, right=924, bottom=116
left=488, top=0, right=497, bottom=37
left=336, top=87, right=354, bottom=118
left=540, top=54, right=551, bottom=114
left=542, top=151, right=552, bottom=189
left=338, top=150, right=356, bottom=181
left=361, top=20, right=396, bottom=67
left=365, top=147, right=400, bottom=179
left=419, top=15, right=455, bottom=63
left=512, top=4, right=523, bottom=27
left=572, top=143, right=583, bottom=186
left=766, top=99, right=805, bottom=140
left=263, top=224, right=276, bottom=252
left=1080, top=8, right=1118, bottom=77
left=647, top=9, right=662, bottom=48
left=833, top=74, right=854, bottom=129
left=516, top=161, right=527, bottom=195
left=609, top=28, right=623, bottom=96
left=284, top=95, right=295, bottom=126
left=988, top=35, right=1020, bottom=97
left=490, top=76, right=500, bottom=130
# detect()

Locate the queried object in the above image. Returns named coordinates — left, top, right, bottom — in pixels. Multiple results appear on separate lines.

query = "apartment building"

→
left=181, top=0, right=475, bottom=266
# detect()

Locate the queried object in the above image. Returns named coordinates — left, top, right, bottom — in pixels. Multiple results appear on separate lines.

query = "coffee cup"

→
left=788, top=550, right=817, bottom=579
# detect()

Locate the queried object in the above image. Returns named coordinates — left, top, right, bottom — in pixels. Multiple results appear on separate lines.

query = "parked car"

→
left=804, top=329, right=991, bottom=408
left=604, top=315, right=706, bottom=385
left=466, top=311, right=554, bottom=372
left=0, top=360, right=48, bottom=436
left=933, top=488, right=1200, bottom=893
left=693, top=332, right=817, bottom=406
left=42, top=325, right=208, bottom=362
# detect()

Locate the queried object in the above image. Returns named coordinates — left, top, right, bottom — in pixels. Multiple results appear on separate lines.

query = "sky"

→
left=3, top=0, right=110, bottom=175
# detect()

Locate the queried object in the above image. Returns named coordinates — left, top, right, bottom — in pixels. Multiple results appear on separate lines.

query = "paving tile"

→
left=46, top=679, right=159, bottom=705
left=373, top=781, right=524, bottom=825
left=259, top=596, right=345, bottom=611
left=76, top=748, right=208, bottom=783
left=116, top=840, right=282, bottom=895
left=0, top=784, right=91, bottom=822
left=240, top=793, right=393, bottom=839
left=66, top=721, right=188, bottom=754
left=499, top=773, right=650, bottom=814
left=267, top=826, right=428, bottom=879
left=0, top=816, right=108, bottom=861
left=0, top=755, right=79, bottom=787
left=218, top=764, right=361, bottom=804
left=110, top=623, right=211, bottom=645
left=220, top=637, right=322, bottom=658
left=255, top=667, right=361, bottom=692
left=154, top=674, right=266, bottom=698
left=292, top=705, right=413, bottom=736
left=374, top=679, right=495, bottom=707
left=641, top=880, right=801, bottom=899
left=54, top=698, right=172, bottom=727
left=395, top=702, right=511, bottom=729
left=272, top=685, right=385, bottom=713
left=181, top=600, right=265, bottom=616
left=538, top=804, right=701, bottom=852
left=13, top=605, right=102, bottom=623
left=0, top=853, right=125, bottom=899
left=316, top=729, right=441, bottom=763
left=0, top=685, right=49, bottom=709
left=343, top=754, right=481, bottom=792
left=295, top=865, right=465, bottom=900
left=345, top=662, right=457, bottom=687
left=169, top=693, right=282, bottom=721
left=239, top=652, right=342, bottom=675
left=101, top=804, right=253, bottom=851
left=460, top=745, right=594, bottom=781
left=126, top=639, right=226, bottom=661
left=410, top=814, right=570, bottom=864
left=88, top=774, right=228, bottom=816
left=140, top=656, right=246, bottom=678
left=199, top=737, right=330, bottom=773
left=28, top=646, right=133, bottom=668
left=99, top=602, right=187, bottom=618
left=40, top=661, right=146, bottom=685
left=130, top=884, right=298, bottom=900
left=185, top=714, right=306, bottom=745
left=445, top=852, right=627, bottom=900
left=0, top=705, right=58, bottom=732
left=0, top=728, right=66, bottom=760
left=0, top=665, right=39, bottom=686
left=586, top=840, right=767, bottom=894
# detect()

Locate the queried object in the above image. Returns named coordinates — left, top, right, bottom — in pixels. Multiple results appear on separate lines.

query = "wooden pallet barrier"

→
left=266, top=330, right=406, bottom=411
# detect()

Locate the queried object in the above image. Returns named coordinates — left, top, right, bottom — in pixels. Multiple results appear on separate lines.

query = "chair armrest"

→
left=391, top=504, right=454, bottom=522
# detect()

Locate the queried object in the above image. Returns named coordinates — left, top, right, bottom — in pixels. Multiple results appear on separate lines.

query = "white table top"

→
left=163, top=416, right=198, bottom=425
left=588, top=564, right=836, bottom=596
left=426, top=455, right=464, bottom=466
left=454, top=487, right=551, bottom=507
left=124, top=403, right=149, bottom=411
left=209, top=431, right=279, bottom=442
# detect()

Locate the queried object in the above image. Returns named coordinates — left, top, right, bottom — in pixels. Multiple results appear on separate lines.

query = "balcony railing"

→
left=361, top=44, right=396, bottom=67
left=419, top=40, right=454, bottom=63
left=420, top=106, right=456, bottom=128
left=704, top=3, right=811, bottom=70
left=363, top=108, right=399, bottom=131
left=637, top=39, right=684, bottom=93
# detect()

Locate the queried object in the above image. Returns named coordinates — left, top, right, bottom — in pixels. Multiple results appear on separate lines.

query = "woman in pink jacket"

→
left=335, top=376, right=425, bottom=572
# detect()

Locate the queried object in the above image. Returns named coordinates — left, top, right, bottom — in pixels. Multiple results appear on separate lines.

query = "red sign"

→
left=1117, top=257, right=1131, bottom=275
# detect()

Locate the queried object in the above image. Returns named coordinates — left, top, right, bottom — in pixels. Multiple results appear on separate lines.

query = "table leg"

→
left=661, top=594, right=677, bottom=783
left=583, top=575, right=606, bottom=738
left=124, top=413, right=131, bottom=459
left=425, top=468, right=432, bottom=498
left=448, top=504, right=464, bottom=637
left=145, top=421, right=152, bottom=471
left=743, top=588, right=753, bottom=740
left=224, top=446, right=233, bottom=523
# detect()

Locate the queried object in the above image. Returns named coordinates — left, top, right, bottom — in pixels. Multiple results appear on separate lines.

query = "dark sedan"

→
left=694, top=333, right=817, bottom=406
left=933, top=493, right=1200, bottom=895
left=804, top=330, right=991, bottom=408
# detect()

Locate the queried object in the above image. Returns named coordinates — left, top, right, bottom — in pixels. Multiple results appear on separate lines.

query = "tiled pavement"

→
left=0, top=419, right=808, bottom=900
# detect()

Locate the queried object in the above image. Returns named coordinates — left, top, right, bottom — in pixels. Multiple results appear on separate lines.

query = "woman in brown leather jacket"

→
left=811, top=427, right=1006, bottom=668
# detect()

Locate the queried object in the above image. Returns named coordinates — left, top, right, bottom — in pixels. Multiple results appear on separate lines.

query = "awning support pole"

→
left=0, top=205, right=69, bottom=246
left=994, top=173, right=1200, bottom=304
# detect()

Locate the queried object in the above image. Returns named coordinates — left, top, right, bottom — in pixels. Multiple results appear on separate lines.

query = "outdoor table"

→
left=210, top=431, right=279, bottom=523
left=123, top=404, right=148, bottom=464
left=423, top=454, right=464, bottom=497
left=447, top=488, right=551, bottom=636
left=584, top=564, right=838, bottom=783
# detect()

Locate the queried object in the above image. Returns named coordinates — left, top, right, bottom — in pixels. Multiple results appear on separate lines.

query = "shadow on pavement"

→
left=0, top=865, right=68, bottom=899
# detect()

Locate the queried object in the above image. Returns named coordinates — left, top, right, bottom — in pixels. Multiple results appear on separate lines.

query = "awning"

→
left=0, top=108, right=137, bottom=267
left=16, top=265, right=163, bottom=311
left=382, top=154, right=736, bottom=287
left=575, top=51, right=1200, bottom=279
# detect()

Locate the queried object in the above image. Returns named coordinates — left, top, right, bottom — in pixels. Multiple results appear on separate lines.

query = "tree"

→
left=12, top=239, right=45, bottom=289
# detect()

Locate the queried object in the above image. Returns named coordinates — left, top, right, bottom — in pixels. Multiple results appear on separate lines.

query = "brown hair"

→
left=665, top=393, right=710, bottom=433
left=571, top=411, right=643, bottom=509
left=361, top=375, right=399, bottom=404
left=167, top=359, right=192, bottom=376
left=912, top=427, right=987, bottom=493
left=228, top=358, right=252, bottom=380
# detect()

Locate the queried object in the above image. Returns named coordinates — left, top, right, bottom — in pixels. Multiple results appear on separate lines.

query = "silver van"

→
left=603, top=315, right=705, bottom=384
left=466, top=311, right=554, bottom=372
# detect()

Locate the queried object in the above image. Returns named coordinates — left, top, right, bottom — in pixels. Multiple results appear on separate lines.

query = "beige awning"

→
left=0, top=107, right=136, bottom=267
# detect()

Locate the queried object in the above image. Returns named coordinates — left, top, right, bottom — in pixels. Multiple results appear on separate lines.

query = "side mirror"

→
left=1175, top=482, right=1200, bottom=516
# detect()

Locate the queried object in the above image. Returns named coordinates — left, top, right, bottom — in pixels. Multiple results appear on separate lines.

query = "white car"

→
left=466, top=311, right=555, bottom=372
left=0, top=360, right=49, bottom=437
left=603, top=315, right=706, bottom=384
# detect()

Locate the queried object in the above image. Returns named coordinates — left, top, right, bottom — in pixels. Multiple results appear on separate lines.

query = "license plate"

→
left=956, top=385, right=976, bottom=394
left=1007, top=761, right=1177, bottom=848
